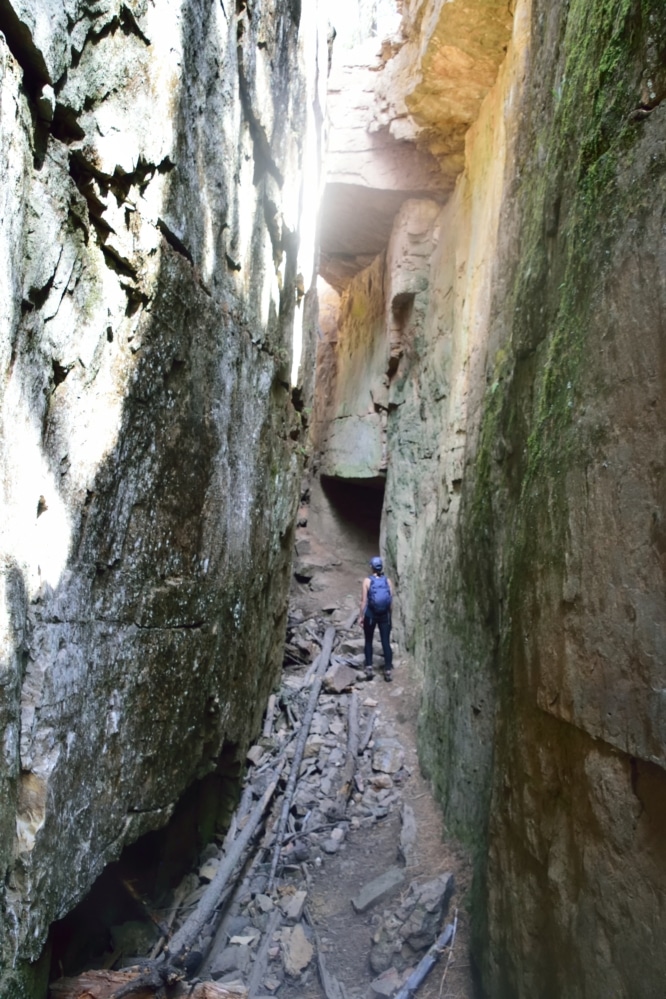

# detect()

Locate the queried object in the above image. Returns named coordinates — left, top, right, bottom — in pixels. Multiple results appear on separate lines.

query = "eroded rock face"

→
left=0, top=1, right=327, bottom=992
left=314, top=0, right=666, bottom=995
left=320, top=41, right=443, bottom=289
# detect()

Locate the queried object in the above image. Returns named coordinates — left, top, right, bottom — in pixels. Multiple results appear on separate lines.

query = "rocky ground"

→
left=51, top=518, right=476, bottom=999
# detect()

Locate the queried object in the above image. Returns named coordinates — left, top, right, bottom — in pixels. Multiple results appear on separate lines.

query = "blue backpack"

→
left=368, top=575, right=392, bottom=615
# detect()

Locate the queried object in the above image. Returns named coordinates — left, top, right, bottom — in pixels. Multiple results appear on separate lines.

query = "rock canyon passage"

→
left=1, top=0, right=665, bottom=998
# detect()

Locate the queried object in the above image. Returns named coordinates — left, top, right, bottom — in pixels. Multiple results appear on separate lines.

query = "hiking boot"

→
left=384, top=670, right=393, bottom=683
left=365, top=666, right=374, bottom=680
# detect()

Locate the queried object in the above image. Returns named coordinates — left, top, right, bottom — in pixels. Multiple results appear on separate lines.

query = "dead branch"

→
left=394, top=923, right=455, bottom=999
left=246, top=907, right=281, bottom=998
left=262, top=694, right=277, bottom=738
left=267, top=627, right=336, bottom=890
left=305, top=624, right=324, bottom=647
left=165, top=762, right=285, bottom=964
left=437, top=909, right=459, bottom=998
left=49, top=968, right=246, bottom=999
left=337, top=691, right=359, bottom=806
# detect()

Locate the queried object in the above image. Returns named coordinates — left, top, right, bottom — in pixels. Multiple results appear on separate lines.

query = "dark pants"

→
left=364, top=612, right=392, bottom=671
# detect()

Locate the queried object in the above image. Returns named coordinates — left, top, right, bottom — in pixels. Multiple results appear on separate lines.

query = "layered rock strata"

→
left=0, top=1, right=328, bottom=994
left=315, top=0, right=666, bottom=995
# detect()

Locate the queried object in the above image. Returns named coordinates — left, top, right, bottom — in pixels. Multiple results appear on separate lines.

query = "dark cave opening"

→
left=314, top=473, right=385, bottom=567
left=47, top=744, right=241, bottom=982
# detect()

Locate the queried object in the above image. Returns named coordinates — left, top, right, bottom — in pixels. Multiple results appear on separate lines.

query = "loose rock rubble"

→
left=50, top=604, right=457, bottom=999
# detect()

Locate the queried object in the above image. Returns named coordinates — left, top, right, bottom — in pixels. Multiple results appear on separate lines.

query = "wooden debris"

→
left=49, top=969, right=247, bottom=999
left=49, top=600, right=456, bottom=999
left=267, top=627, right=336, bottom=890
left=337, top=690, right=359, bottom=805
left=262, top=694, right=277, bottom=738
left=393, top=923, right=455, bottom=999
left=199, top=846, right=270, bottom=978
left=166, top=763, right=285, bottom=964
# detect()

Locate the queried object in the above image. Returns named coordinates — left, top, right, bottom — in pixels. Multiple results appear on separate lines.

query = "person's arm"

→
left=359, top=577, right=370, bottom=625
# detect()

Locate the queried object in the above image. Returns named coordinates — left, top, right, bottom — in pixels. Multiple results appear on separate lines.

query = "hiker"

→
left=358, top=556, right=394, bottom=681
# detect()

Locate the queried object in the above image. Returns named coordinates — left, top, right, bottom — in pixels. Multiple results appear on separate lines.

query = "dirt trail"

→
left=287, top=515, right=477, bottom=999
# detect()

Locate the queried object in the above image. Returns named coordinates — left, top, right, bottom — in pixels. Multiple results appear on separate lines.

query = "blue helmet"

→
left=370, top=556, right=383, bottom=572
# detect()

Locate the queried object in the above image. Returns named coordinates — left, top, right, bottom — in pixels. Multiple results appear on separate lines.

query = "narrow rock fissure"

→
left=48, top=488, right=475, bottom=999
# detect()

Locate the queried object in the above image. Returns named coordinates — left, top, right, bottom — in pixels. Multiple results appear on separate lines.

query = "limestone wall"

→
left=315, top=0, right=666, bottom=994
left=390, top=0, right=666, bottom=994
left=0, top=2, right=327, bottom=993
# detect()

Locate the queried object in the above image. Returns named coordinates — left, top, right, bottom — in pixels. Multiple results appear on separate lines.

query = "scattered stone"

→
left=371, top=773, right=393, bottom=790
left=247, top=744, right=265, bottom=766
left=323, top=662, right=358, bottom=693
left=321, top=838, right=340, bottom=854
left=200, top=842, right=221, bottom=862
left=372, top=738, right=405, bottom=774
left=199, top=861, right=219, bottom=882
left=351, top=866, right=406, bottom=913
left=255, top=894, right=275, bottom=913
left=369, top=873, right=455, bottom=973
left=370, top=967, right=403, bottom=996
left=229, top=933, right=259, bottom=946
left=290, top=840, right=311, bottom=863
left=303, top=734, right=326, bottom=758
left=210, top=944, right=252, bottom=977
left=330, top=827, right=345, bottom=842
left=363, top=697, right=378, bottom=707
left=282, top=923, right=314, bottom=976
left=338, top=638, right=366, bottom=655
left=293, top=560, right=316, bottom=582
left=282, top=889, right=307, bottom=921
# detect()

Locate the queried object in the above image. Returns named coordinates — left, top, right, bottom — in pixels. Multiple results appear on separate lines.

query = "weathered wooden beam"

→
left=337, top=690, right=359, bottom=805
left=166, top=762, right=285, bottom=963
left=267, top=626, right=336, bottom=890
left=49, top=969, right=247, bottom=999
left=262, top=694, right=277, bottom=738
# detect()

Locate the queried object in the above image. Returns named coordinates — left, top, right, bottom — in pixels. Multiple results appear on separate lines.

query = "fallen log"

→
left=199, top=797, right=284, bottom=979
left=337, top=691, right=359, bottom=806
left=267, top=627, right=336, bottom=890
left=393, top=923, right=455, bottom=999
left=165, top=762, right=285, bottom=964
left=49, top=968, right=246, bottom=999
